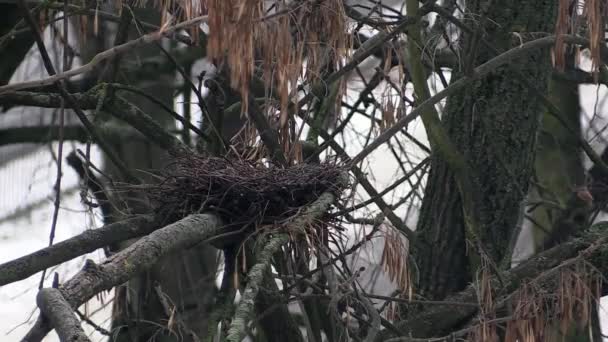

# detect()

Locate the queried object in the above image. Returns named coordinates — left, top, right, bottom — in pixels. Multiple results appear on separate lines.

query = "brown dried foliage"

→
left=554, top=0, right=604, bottom=77
left=205, top=0, right=351, bottom=143
left=503, top=263, right=601, bottom=342
left=554, top=0, right=571, bottom=71
left=585, top=0, right=604, bottom=76
left=380, top=225, right=412, bottom=297
left=470, top=262, right=498, bottom=342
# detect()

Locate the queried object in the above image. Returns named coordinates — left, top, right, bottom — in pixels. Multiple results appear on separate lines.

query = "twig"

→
left=39, top=1, right=69, bottom=288
left=336, top=158, right=430, bottom=215
left=0, top=15, right=209, bottom=94
left=364, top=293, right=478, bottom=307
left=349, top=35, right=592, bottom=166
left=14, top=0, right=138, bottom=183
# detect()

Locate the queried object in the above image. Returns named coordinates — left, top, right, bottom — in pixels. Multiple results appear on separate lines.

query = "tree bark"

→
left=414, top=0, right=557, bottom=301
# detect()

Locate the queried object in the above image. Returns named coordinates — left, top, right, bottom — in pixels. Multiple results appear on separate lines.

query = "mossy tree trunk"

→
left=414, top=0, right=556, bottom=302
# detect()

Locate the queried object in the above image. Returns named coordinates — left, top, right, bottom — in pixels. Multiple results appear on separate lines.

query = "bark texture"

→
left=414, top=0, right=557, bottom=300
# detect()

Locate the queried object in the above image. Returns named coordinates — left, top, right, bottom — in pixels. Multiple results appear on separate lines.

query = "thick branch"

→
left=0, top=91, right=97, bottom=109
left=377, top=222, right=608, bottom=340
left=0, top=90, right=189, bottom=153
left=106, top=95, right=188, bottom=153
left=22, top=214, right=224, bottom=342
left=0, top=215, right=156, bottom=286
left=36, top=288, right=90, bottom=342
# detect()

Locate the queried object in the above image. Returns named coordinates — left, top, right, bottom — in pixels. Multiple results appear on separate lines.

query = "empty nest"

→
left=146, top=154, right=346, bottom=229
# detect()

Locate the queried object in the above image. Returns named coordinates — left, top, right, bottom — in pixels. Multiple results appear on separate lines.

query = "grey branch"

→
left=22, top=214, right=224, bottom=342
left=226, top=233, right=290, bottom=342
left=36, top=288, right=90, bottom=342
left=0, top=215, right=156, bottom=286
left=0, top=89, right=189, bottom=153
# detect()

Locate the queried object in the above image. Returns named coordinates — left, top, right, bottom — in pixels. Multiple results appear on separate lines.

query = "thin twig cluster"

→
left=145, top=154, right=346, bottom=229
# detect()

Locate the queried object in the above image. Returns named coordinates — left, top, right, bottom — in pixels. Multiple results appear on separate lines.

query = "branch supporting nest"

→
left=227, top=192, right=337, bottom=342
left=22, top=214, right=223, bottom=342
left=227, top=233, right=290, bottom=342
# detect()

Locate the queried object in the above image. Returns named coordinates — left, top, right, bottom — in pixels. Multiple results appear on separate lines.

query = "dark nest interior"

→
left=144, top=154, right=347, bottom=237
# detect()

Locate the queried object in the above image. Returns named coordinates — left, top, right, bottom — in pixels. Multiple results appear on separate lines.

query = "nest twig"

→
left=144, top=154, right=346, bottom=233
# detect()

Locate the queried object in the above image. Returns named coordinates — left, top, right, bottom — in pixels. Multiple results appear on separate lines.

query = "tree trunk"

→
left=414, top=0, right=557, bottom=304
left=530, top=51, right=601, bottom=342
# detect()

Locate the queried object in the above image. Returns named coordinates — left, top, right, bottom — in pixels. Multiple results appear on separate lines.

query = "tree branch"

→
left=21, top=214, right=223, bottom=342
left=227, top=192, right=337, bottom=342
left=0, top=89, right=190, bottom=153
left=0, top=215, right=156, bottom=286
left=0, top=125, right=88, bottom=145
left=36, top=288, right=90, bottom=342
left=376, top=222, right=608, bottom=340
left=350, top=35, right=592, bottom=166
left=0, top=15, right=210, bottom=94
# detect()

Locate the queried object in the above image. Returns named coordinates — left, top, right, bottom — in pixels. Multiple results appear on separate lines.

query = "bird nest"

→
left=145, top=154, right=346, bottom=231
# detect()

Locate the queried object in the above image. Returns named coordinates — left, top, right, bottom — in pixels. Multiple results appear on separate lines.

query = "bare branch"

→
left=350, top=35, right=590, bottom=166
left=0, top=15, right=209, bottom=94
left=0, top=215, right=156, bottom=286
left=36, top=288, right=90, bottom=342
left=22, top=214, right=223, bottom=342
